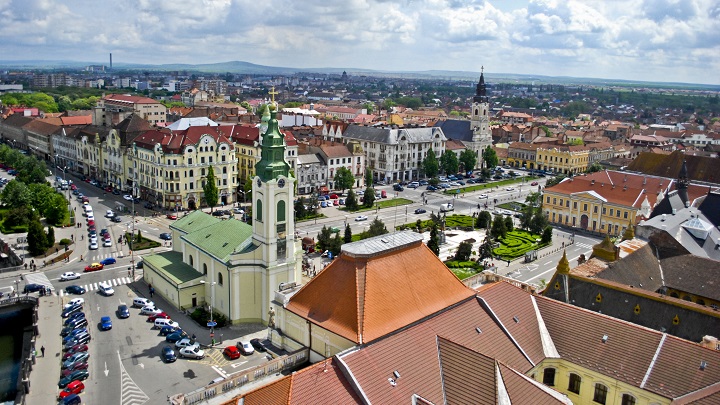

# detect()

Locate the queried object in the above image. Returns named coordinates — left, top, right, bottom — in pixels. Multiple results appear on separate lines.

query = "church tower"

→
left=252, top=90, right=300, bottom=305
left=470, top=67, right=493, bottom=168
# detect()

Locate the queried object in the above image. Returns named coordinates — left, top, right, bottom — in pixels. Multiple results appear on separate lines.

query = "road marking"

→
left=543, top=261, right=553, bottom=266
left=118, top=350, right=149, bottom=405
left=104, top=361, right=109, bottom=377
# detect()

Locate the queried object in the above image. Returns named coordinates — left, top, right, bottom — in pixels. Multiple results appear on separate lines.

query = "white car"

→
left=98, top=283, right=114, bottom=296
left=356, top=190, right=364, bottom=196
left=232, top=207, right=244, bottom=214
left=89, top=235, right=98, bottom=243
left=175, top=338, right=196, bottom=349
left=64, top=298, right=85, bottom=309
left=105, top=210, right=114, bottom=218
left=60, top=272, right=81, bottom=281
left=237, top=340, right=254, bottom=355
left=140, top=306, right=162, bottom=315
left=505, top=187, right=515, bottom=191
left=179, top=345, right=205, bottom=359
left=479, top=194, right=488, bottom=199
left=89, top=241, right=98, bottom=250
left=87, top=213, right=95, bottom=221
left=355, top=215, right=368, bottom=221
left=123, top=195, right=133, bottom=201
left=133, top=298, right=153, bottom=308
left=103, top=239, right=112, bottom=247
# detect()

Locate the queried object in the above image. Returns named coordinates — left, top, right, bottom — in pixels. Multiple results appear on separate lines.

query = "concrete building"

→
left=93, top=94, right=167, bottom=127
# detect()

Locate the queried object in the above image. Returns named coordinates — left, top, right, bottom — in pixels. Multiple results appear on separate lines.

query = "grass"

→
left=442, top=176, right=538, bottom=195
left=296, top=213, right=326, bottom=223
left=125, top=232, right=162, bottom=251
left=395, top=214, right=478, bottom=232
left=492, top=230, right=545, bottom=260
left=449, top=267, right=479, bottom=280
left=444, top=259, right=484, bottom=280
left=497, top=202, right=528, bottom=212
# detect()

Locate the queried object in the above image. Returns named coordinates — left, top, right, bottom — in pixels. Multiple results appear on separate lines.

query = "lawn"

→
left=125, top=232, right=162, bottom=251
left=442, top=176, right=538, bottom=195
left=492, top=230, right=545, bottom=260
left=296, top=213, right=326, bottom=223
left=340, top=198, right=414, bottom=213
left=444, top=259, right=484, bottom=280
left=395, top=214, right=476, bottom=232
left=496, top=202, right=528, bottom=212
left=0, top=208, right=28, bottom=234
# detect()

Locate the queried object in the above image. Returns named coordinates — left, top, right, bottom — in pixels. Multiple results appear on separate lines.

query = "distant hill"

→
left=1, top=59, right=718, bottom=91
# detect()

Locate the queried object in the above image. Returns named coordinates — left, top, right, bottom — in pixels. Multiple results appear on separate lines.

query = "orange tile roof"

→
left=286, top=232, right=475, bottom=344
left=60, top=115, right=92, bottom=126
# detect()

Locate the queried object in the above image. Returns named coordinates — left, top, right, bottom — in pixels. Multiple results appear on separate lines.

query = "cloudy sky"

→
left=1, top=0, right=718, bottom=84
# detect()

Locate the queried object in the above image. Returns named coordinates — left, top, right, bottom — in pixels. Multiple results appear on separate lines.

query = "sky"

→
left=0, top=0, right=718, bottom=85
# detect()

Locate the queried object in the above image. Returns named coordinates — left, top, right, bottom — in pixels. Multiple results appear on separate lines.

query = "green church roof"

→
left=255, top=108, right=290, bottom=181
left=182, top=219, right=254, bottom=262
left=143, top=251, right=203, bottom=285
left=170, top=210, right=221, bottom=234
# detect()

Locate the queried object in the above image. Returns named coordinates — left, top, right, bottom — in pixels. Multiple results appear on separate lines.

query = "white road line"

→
left=543, top=261, right=553, bottom=266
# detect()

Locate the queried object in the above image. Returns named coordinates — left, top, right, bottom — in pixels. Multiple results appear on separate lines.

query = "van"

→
left=440, top=203, right=454, bottom=212
left=154, top=318, right=179, bottom=329
left=84, top=205, right=92, bottom=213
left=0, top=286, right=14, bottom=297
left=98, top=283, right=114, bottom=296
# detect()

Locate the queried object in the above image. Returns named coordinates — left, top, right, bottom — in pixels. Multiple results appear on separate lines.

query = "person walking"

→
left=40, top=346, right=45, bottom=357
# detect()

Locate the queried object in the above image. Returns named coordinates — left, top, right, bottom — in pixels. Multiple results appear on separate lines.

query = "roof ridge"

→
left=356, top=259, right=366, bottom=345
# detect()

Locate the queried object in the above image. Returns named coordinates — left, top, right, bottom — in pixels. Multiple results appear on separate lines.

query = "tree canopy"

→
left=203, top=166, right=219, bottom=210
left=333, top=167, right=354, bottom=192
left=459, top=149, right=478, bottom=173
left=482, top=147, right=498, bottom=169
left=422, top=149, right=440, bottom=178
left=440, top=151, right=459, bottom=175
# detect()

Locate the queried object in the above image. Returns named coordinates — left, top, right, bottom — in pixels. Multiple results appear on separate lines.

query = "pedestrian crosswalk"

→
left=24, top=272, right=55, bottom=291
left=58, top=277, right=134, bottom=296
left=85, top=252, right=123, bottom=263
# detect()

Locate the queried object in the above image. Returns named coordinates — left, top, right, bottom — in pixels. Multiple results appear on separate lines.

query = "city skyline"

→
left=0, top=0, right=718, bottom=85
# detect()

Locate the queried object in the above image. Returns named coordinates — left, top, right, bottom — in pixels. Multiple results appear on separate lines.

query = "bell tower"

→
left=470, top=66, right=492, bottom=168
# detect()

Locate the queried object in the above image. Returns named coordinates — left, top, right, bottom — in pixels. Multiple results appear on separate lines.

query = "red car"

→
left=166, top=214, right=177, bottom=220
left=87, top=220, right=95, bottom=227
left=531, top=181, right=539, bottom=186
left=61, top=362, right=89, bottom=376
left=58, top=380, right=84, bottom=399
left=70, top=184, right=77, bottom=190
left=105, top=186, right=113, bottom=192
left=223, top=346, right=241, bottom=360
left=147, top=312, right=170, bottom=322
left=62, top=345, right=89, bottom=360
left=84, top=263, right=103, bottom=272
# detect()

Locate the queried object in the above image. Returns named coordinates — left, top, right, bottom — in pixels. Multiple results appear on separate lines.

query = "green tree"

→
left=440, top=151, right=459, bottom=175
left=587, top=162, right=603, bottom=173
left=525, top=191, right=542, bottom=207
left=520, top=205, right=534, bottom=230
left=504, top=216, right=514, bottom=232
left=27, top=218, right=47, bottom=256
left=454, top=241, right=473, bottom=261
left=530, top=207, right=549, bottom=235
left=333, top=167, right=354, bottom=193
left=203, top=166, right=219, bottom=211
left=476, top=211, right=492, bottom=229
left=136, top=230, right=142, bottom=243
left=367, top=218, right=388, bottom=237
left=428, top=222, right=440, bottom=256
left=242, top=179, right=253, bottom=204
left=44, top=193, right=67, bottom=225
left=1, top=180, right=31, bottom=208
left=482, top=147, right=498, bottom=169
left=317, top=226, right=332, bottom=252
left=422, top=149, right=440, bottom=178
left=459, top=149, right=478, bottom=173
left=416, top=219, right=423, bottom=232
left=294, top=197, right=307, bottom=219
left=541, top=226, right=553, bottom=244
left=362, top=102, right=374, bottom=114
left=491, top=214, right=507, bottom=239
left=478, top=237, right=494, bottom=260
left=344, top=224, right=352, bottom=244
left=363, top=187, right=376, bottom=208
left=46, top=226, right=55, bottom=248
left=364, top=168, right=373, bottom=188
left=345, top=189, right=359, bottom=211
left=329, top=233, right=343, bottom=256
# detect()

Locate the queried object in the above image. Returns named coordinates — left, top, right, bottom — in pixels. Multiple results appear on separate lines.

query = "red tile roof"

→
left=103, top=93, right=160, bottom=105
left=133, top=125, right=233, bottom=153
left=60, top=115, right=92, bottom=126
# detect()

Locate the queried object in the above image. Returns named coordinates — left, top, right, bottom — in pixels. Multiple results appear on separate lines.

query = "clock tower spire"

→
left=470, top=66, right=492, bottom=169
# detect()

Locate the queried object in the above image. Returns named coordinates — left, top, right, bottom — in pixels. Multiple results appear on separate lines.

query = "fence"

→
left=171, top=348, right=309, bottom=405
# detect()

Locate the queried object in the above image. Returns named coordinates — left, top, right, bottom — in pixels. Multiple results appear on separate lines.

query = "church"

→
left=141, top=103, right=302, bottom=324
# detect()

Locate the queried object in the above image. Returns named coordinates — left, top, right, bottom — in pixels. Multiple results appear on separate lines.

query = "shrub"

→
left=59, top=238, right=72, bottom=245
left=190, top=307, right=228, bottom=328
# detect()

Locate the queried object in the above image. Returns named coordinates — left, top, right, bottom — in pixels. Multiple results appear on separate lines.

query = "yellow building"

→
left=536, top=144, right=591, bottom=175
left=74, top=125, right=107, bottom=182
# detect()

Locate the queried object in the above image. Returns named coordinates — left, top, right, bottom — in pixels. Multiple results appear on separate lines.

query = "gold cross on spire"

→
left=269, top=86, right=278, bottom=103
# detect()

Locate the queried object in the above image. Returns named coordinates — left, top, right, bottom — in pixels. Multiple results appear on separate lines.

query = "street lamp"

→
left=200, top=280, right=217, bottom=345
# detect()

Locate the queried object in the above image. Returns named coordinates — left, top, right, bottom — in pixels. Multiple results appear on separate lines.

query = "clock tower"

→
left=470, top=66, right=493, bottom=168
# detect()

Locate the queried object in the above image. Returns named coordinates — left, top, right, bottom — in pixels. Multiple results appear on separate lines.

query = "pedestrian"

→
left=71, top=234, right=74, bottom=242
left=24, top=263, right=27, bottom=270
left=40, top=346, right=45, bottom=357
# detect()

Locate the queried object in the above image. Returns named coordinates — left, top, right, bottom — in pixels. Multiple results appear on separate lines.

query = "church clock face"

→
left=278, top=179, right=285, bottom=188
left=256, top=178, right=262, bottom=187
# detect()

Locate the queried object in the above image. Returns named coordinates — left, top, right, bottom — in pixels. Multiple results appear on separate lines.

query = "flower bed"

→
left=492, top=230, right=543, bottom=260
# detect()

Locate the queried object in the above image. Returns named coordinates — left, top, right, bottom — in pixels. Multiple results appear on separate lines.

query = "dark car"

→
left=250, top=338, right=267, bottom=352
left=23, top=283, right=44, bottom=294
left=426, top=185, right=437, bottom=191
left=159, top=325, right=179, bottom=336
left=58, top=370, right=90, bottom=388
left=144, top=202, right=154, bottom=209
left=393, top=184, right=404, bottom=191
left=60, top=361, right=89, bottom=376
left=117, top=305, right=130, bottom=319
left=414, top=208, right=427, bottom=214
left=99, top=316, right=112, bottom=331
left=61, top=328, right=88, bottom=341
left=62, top=328, right=89, bottom=344
left=211, top=210, right=224, bottom=216
left=111, top=216, right=122, bottom=223
left=63, top=352, right=90, bottom=369
left=61, top=304, right=83, bottom=318
left=65, top=285, right=86, bottom=295
left=62, top=344, right=88, bottom=359
left=159, top=233, right=172, bottom=240
left=162, top=346, right=177, bottom=363
left=165, top=331, right=188, bottom=343
left=64, top=332, right=90, bottom=348
left=112, top=189, right=121, bottom=195
left=60, top=325, right=87, bottom=337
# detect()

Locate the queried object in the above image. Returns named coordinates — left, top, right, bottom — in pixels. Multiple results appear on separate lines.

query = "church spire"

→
left=556, top=250, right=570, bottom=275
left=255, top=89, right=289, bottom=182
left=677, top=159, right=689, bottom=207
left=473, top=66, right=488, bottom=103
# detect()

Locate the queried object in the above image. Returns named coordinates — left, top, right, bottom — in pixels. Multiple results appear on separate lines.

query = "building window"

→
left=277, top=200, right=286, bottom=222
left=573, top=202, right=577, bottom=209
left=624, top=211, right=628, bottom=219
left=256, top=199, right=263, bottom=222
left=542, top=368, right=556, bottom=386
left=602, top=207, right=606, bottom=214
left=568, top=373, right=581, bottom=394
left=593, top=383, right=607, bottom=404
left=583, top=204, right=588, bottom=211
left=621, top=394, right=636, bottom=405
left=203, top=263, right=207, bottom=276
left=594, top=206, right=598, bottom=213
left=610, top=209, right=614, bottom=216
left=217, top=272, right=223, bottom=286
left=189, top=256, right=194, bottom=266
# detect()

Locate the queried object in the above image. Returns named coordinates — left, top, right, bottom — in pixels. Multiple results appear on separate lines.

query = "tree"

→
left=333, top=167, right=354, bottom=193
left=342, top=224, right=353, bottom=244
left=294, top=197, right=307, bottom=220
left=530, top=207, right=549, bottom=235
left=317, top=226, right=332, bottom=252
left=44, top=193, right=67, bottom=226
left=345, top=188, right=359, bottom=211
left=363, top=187, right=376, bottom=208
left=46, top=226, right=55, bottom=248
left=27, top=218, right=47, bottom=256
left=491, top=215, right=507, bottom=239
left=541, top=226, right=553, bottom=244
left=329, top=233, right=343, bottom=256
left=136, top=230, right=142, bottom=242
left=364, top=168, right=373, bottom=188
left=367, top=218, right=388, bottom=237
left=1, top=180, right=31, bottom=208
left=416, top=219, right=423, bottom=232
left=587, top=162, right=603, bottom=173
left=520, top=205, right=534, bottom=230
left=203, top=166, right=219, bottom=211
left=459, top=149, right=478, bottom=173
left=440, top=151, right=459, bottom=175
left=476, top=211, right=492, bottom=229
left=478, top=237, right=494, bottom=260
left=242, top=179, right=253, bottom=204
left=504, top=216, right=514, bottom=232
left=482, top=147, right=498, bottom=169
left=454, top=241, right=473, bottom=261
left=422, top=149, right=440, bottom=178
left=428, top=223, right=440, bottom=256
left=525, top=192, right=542, bottom=207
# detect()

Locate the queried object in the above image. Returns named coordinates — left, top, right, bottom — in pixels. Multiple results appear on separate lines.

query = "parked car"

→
left=64, top=332, right=91, bottom=347
left=100, top=257, right=116, bottom=265
left=23, top=283, right=44, bottom=294
left=63, top=318, right=87, bottom=331
left=479, top=194, right=488, bottom=199
left=57, top=380, right=84, bottom=399
left=159, top=325, right=180, bottom=336
left=63, top=352, right=90, bottom=369
left=236, top=341, right=254, bottom=355
left=393, top=184, right=404, bottom=191
left=123, top=194, right=133, bottom=201
left=175, top=338, right=195, bottom=349
left=140, top=306, right=162, bottom=316
left=179, top=345, right=205, bottom=359
left=84, top=263, right=103, bottom=272
left=165, top=331, right=188, bottom=343
left=117, top=305, right=130, bottom=319
left=223, top=346, right=241, bottom=360
left=61, top=304, right=83, bottom=318
left=65, top=285, right=86, bottom=295
left=99, top=316, right=112, bottom=331
left=250, top=338, right=267, bottom=352
left=159, top=233, right=172, bottom=240
left=103, top=239, right=112, bottom=247
left=58, top=370, right=90, bottom=388
left=148, top=312, right=170, bottom=322
left=505, top=187, right=515, bottom=191
left=60, top=272, right=81, bottom=281
left=62, top=344, right=88, bottom=356
left=531, top=181, right=539, bottom=186
left=166, top=214, right=177, bottom=220
left=64, top=298, right=84, bottom=309
left=133, top=298, right=153, bottom=308
left=354, top=215, right=368, bottom=221
left=162, top=346, right=177, bottom=363
left=111, top=216, right=122, bottom=223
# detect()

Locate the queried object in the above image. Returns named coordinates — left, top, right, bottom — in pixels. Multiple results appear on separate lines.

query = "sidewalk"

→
left=25, top=294, right=63, bottom=404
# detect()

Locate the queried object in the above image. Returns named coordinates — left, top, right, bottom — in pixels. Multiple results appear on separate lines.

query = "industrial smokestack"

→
left=109, top=53, right=113, bottom=70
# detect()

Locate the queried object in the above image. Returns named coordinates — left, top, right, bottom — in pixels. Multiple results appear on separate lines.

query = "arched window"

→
left=256, top=199, right=263, bottom=221
left=222, top=167, right=227, bottom=174
left=277, top=200, right=285, bottom=222
left=218, top=272, right=223, bottom=286
left=568, top=373, right=581, bottom=394
left=621, top=394, right=636, bottom=405
left=203, top=263, right=207, bottom=276
left=593, top=383, right=608, bottom=404
left=189, top=255, right=194, bottom=266
left=542, top=368, right=556, bottom=386
left=189, top=169, right=194, bottom=177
